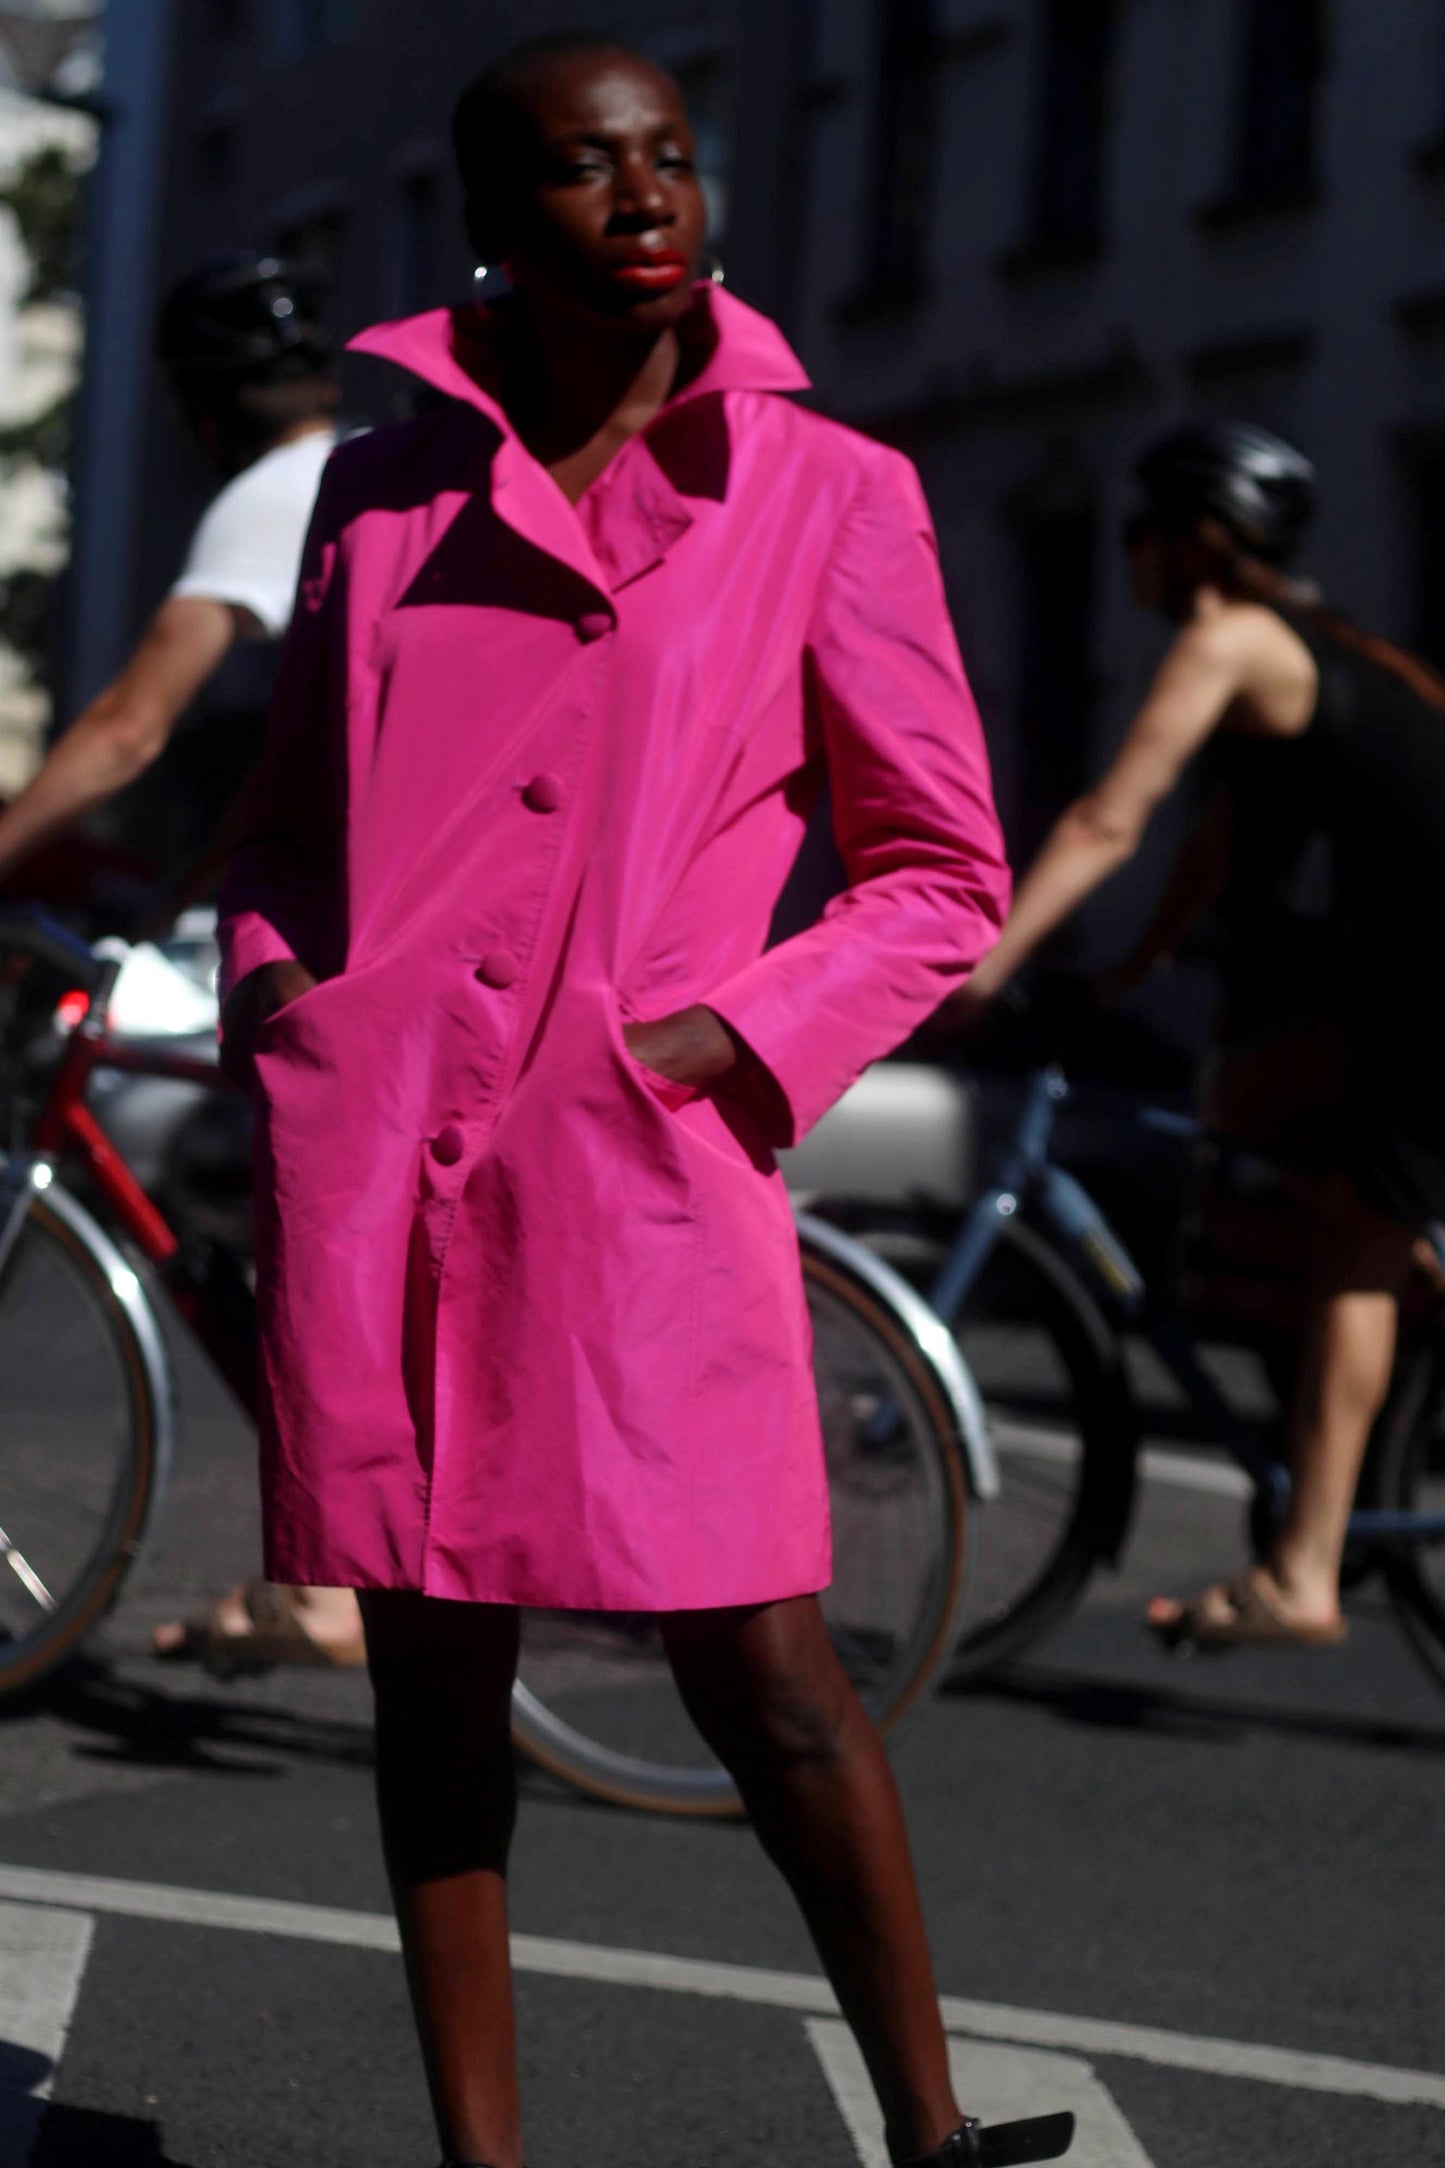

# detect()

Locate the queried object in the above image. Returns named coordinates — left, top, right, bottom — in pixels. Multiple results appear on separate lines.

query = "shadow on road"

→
left=954, top=1663, right=1445, bottom=1754
left=34, top=2101, right=196, bottom=2166
left=0, top=1657, right=375, bottom=1779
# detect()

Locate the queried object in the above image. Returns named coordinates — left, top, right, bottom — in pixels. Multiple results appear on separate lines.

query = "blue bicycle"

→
left=824, top=1062, right=1445, bottom=1690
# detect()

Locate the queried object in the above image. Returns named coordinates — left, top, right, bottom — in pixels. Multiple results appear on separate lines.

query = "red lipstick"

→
left=609, top=252, right=689, bottom=294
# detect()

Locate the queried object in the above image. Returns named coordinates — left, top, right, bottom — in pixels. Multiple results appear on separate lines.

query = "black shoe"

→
left=891, top=2113, right=1076, bottom=2167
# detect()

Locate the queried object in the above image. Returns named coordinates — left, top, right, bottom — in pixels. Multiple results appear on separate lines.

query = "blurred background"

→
left=2, top=2, right=1443, bottom=1006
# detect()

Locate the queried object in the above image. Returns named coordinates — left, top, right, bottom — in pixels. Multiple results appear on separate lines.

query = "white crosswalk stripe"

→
left=807, top=2017, right=1156, bottom=2168
left=0, top=1899, right=93, bottom=2166
left=0, top=1861, right=1440, bottom=2162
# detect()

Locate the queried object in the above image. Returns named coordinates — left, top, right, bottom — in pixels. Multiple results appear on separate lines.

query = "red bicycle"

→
left=0, top=905, right=256, bottom=1697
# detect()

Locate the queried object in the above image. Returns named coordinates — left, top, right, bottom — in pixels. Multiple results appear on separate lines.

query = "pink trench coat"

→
left=219, top=289, right=1010, bottom=1611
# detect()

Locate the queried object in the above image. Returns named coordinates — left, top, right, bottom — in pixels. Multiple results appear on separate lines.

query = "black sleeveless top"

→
left=1211, top=609, right=1445, bottom=1220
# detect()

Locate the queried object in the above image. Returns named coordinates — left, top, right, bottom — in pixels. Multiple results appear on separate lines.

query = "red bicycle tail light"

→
left=54, top=988, right=91, bottom=1032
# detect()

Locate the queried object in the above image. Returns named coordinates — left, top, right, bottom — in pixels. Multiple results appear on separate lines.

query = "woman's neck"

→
left=500, top=305, right=681, bottom=491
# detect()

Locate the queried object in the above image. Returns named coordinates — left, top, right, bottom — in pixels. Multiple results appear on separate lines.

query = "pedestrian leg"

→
left=360, top=1592, right=522, bottom=2168
left=1148, top=1173, right=1417, bottom=1645
left=664, top=1595, right=963, bottom=2163
left=1270, top=1175, right=1417, bottom=1623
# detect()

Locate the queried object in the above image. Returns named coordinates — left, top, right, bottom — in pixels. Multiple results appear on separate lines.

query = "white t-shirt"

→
left=170, top=427, right=337, bottom=640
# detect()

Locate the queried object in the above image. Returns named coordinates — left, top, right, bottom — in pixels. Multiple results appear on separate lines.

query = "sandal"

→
left=152, top=1577, right=367, bottom=1678
left=1149, top=1571, right=1347, bottom=1654
left=891, top=2112, right=1076, bottom=2166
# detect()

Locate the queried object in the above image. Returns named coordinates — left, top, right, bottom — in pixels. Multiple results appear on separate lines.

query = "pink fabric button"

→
left=431, top=1122, right=466, bottom=1166
left=575, top=611, right=612, bottom=642
left=522, top=772, right=564, bottom=814
left=477, top=950, right=520, bottom=989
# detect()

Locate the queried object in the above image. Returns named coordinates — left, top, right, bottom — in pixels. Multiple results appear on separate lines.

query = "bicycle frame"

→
left=931, top=1066, right=1445, bottom=1547
left=0, top=923, right=257, bottom=1420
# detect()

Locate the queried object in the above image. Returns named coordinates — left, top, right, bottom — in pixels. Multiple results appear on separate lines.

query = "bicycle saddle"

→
left=892, top=2111, right=1076, bottom=2167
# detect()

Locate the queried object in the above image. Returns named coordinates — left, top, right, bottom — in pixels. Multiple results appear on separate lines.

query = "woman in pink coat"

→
left=220, top=35, right=1072, bottom=2168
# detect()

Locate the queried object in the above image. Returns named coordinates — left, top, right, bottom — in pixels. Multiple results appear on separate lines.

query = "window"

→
left=1025, top=0, right=1117, bottom=255
left=197, top=90, right=245, bottom=193
left=267, top=0, right=355, bottom=60
left=276, top=208, right=347, bottom=297
left=861, top=0, right=939, bottom=304
left=1231, top=0, right=1325, bottom=201
left=1012, top=500, right=1098, bottom=857
left=198, top=119, right=238, bottom=193
left=670, top=51, right=733, bottom=243
left=1409, top=447, right=1445, bottom=676
left=392, top=168, right=440, bottom=316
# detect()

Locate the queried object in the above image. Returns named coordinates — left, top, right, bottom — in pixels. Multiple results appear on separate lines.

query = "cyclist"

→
left=0, top=253, right=340, bottom=901
left=0, top=251, right=364, bottom=1670
left=956, top=419, right=1445, bottom=1651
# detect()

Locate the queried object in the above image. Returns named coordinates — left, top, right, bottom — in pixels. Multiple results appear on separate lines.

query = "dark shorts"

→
left=1346, top=1053, right=1445, bottom=1229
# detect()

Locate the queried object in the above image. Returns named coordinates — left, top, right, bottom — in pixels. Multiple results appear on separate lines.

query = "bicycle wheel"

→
left=0, top=1176, right=172, bottom=1697
left=1375, top=1326, right=1445, bottom=1692
left=511, top=1224, right=972, bottom=1816
left=844, top=1211, right=1136, bottom=1681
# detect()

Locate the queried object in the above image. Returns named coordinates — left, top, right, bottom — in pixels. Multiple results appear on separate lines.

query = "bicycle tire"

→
left=510, top=1226, right=973, bottom=1816
left=0, top=1178, right=172, bottom=1698
left=1375, top=1326, right=1445, bottom=1693
left=841, top=1211, right=1136, bottom=1681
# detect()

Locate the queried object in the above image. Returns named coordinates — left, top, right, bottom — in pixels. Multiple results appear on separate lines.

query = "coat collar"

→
left=346, top=285, right=812, bottom=427
left=347, top=288, right=808, bottom=606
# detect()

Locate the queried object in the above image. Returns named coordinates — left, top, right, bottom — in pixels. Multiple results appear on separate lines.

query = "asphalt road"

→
left=2, top=1326, right=1444, bottom=2168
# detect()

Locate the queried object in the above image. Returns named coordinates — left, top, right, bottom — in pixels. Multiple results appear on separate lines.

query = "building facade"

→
left=787, top=1, right=1445, bottom=938
left=0, top=0, right=97, bottom=790
left=71, top=0, right=1445, bottom=957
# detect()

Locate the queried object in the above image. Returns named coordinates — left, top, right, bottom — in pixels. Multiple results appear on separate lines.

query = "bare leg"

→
left=1269, top=1179, right=1416, bottom=1623
left=153, top=1582, right=364, bottom=1659
left=361, top=1591, right=522, bottom=2168
left=664, top=1595, right=962, bottom=2162
left=1150, top=1176, right=1416, bottom=1637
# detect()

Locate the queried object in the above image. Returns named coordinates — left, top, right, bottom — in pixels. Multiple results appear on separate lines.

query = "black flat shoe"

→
left=891, top=2112, right=1076, bottom=2167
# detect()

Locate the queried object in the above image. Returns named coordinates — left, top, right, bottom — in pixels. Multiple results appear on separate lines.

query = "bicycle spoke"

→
left=0, top=1523, right=55, bottom=1611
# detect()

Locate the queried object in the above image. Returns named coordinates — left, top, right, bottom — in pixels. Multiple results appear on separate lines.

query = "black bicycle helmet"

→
left=1134, top=420, right=1317, bottom=564
left=155, top=252, right=333, bottom=383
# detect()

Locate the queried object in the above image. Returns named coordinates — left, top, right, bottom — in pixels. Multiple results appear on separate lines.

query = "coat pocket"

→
left=623, top=1048, right=699, bottom=1113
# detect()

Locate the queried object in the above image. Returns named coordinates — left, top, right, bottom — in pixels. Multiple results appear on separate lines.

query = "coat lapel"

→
left=582, top=440, right=695, bottom=593
left=347, top=290, right=811, bottom=602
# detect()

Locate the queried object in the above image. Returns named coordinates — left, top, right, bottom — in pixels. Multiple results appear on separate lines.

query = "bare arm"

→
left=961, top=615, right=1251, bottom=1009
left=0, top=594, right=242, bottom=888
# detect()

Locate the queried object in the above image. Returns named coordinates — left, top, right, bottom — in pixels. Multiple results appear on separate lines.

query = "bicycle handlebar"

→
left=0, top=905, right=110, bottom=993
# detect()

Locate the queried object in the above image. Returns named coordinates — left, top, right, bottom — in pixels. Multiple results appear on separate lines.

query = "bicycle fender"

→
left=28, top=1171, right=179, bottom=1558
left=795, top=1209, right=1000, bottom=1500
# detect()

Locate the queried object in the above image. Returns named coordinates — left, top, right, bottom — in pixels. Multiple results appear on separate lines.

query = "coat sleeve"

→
left=706, top=447, right=1010, bottom=1146
left=216, top=460, right=348, bottom=1005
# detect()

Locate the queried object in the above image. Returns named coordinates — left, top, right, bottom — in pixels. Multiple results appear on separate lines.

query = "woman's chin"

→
left=592, top=278, right=703, bottom=329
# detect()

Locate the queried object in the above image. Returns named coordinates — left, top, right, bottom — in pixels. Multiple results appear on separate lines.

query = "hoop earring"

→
left=705, top=253, right=725, bottom=287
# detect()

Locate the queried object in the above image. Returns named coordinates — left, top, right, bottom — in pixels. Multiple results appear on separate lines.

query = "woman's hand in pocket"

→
left=220, top=958, right=319, bottom=1085
left=623, top=1004, right=738, bottom=1090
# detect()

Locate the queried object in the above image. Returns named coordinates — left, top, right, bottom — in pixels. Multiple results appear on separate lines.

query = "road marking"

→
left=1139, top=1445, right=1250, bottom=1500
left=995, top=1423, right=1250, bottom=1500
left=0, top=1861, right=1439, bottom=2112
left=807, top=2018, right=1155, bottom=2168
left=0, top=1898, right=94, bottom=2164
